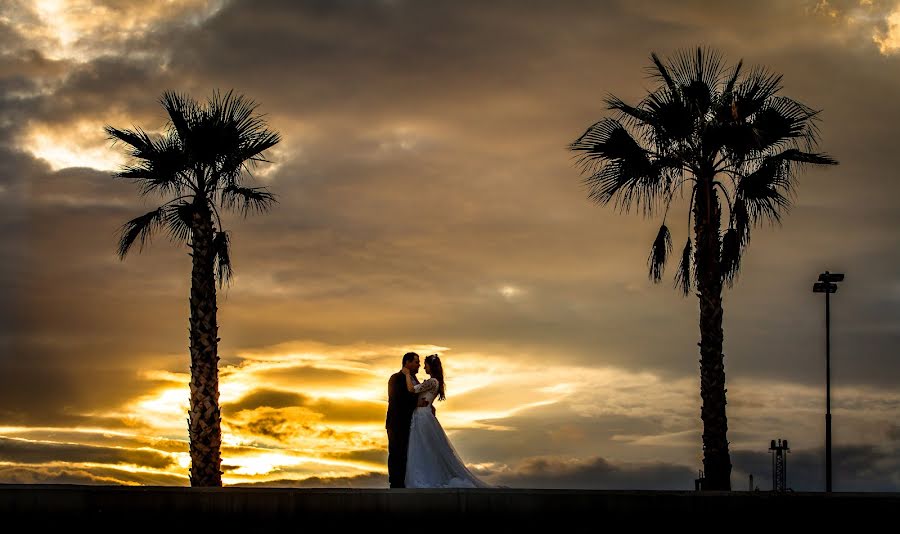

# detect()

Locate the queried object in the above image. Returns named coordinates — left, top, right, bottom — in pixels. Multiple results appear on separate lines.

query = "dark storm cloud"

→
left=0, top=331, right=181, bottom=427
left=0, top=51, right=69, bottom=102
left=494, top=455, right=697, bottom=490
left=325, top=448, right=387, bottom=466
left=224, top=388, right=386, bottom=423
left=227, top=409, right=376, bottom=445
left=888, top=425, right=900, bottom=442
left=0, top=436, right=175, bottom=468
left=297, top=397, right=386, bottom=423
left=0, top=161, right=197, bottom=426
left=0, top=147, right=39, bottom=344
left=0, top=465, right=187, bottom=486
left=167, top=0, right=637, bottom=114
left=246, top=366, right=366, bottom=388
left=2, top=429, right=187, bottom=454
left=0, top=20, right=25, bottom=53
left=225, top=389, right=305, bottom=412
left=242, top=413, right=295, bottom=441
left=448, top=400, right=698, bottom=467
left=26, top=55, right=179, bottom=125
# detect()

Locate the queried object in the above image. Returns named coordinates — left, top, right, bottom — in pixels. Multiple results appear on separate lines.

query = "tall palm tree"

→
left=569, top=48, right=837, bottom=490
left=106, top=90, right=280, bottom=487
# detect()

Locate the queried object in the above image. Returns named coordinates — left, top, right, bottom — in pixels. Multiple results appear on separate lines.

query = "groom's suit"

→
left=386, top=371, right=419, bottom=488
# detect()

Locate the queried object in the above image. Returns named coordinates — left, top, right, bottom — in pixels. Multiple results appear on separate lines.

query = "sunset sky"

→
left=0, top=0, right=898, bottom=491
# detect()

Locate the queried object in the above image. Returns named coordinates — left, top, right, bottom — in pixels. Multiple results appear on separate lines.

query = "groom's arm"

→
left=403, top=371, right=417, bottom=393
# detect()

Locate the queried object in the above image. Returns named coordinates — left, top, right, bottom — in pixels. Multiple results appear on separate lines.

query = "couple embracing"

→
left=385, top=352, right=490, bottom=488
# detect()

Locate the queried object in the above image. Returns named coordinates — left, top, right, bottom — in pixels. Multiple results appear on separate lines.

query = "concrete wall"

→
left=1, top=485, right=896, bottom=527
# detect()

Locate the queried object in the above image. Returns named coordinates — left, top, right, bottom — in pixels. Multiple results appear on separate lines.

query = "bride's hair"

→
left=424, top=354, right=446, bottom=401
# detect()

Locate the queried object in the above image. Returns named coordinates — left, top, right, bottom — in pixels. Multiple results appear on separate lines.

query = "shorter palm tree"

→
left=107, top=90, right=281, bottom=487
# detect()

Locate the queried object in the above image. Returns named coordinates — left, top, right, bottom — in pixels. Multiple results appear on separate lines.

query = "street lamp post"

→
left=813, top=270, right=843, bottom=493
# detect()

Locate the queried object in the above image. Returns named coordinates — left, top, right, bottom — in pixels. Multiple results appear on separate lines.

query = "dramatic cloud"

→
left=0, top=465, right=187, bottom=486
left=0, top=436, right=175, bottom=469
left=492, top=456, right=698, bottom=490
left=0, top=0, right=897, bottom=489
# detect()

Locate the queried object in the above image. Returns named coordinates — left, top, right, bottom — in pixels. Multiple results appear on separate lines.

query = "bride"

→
left=401, top=354, right=491, bottom=488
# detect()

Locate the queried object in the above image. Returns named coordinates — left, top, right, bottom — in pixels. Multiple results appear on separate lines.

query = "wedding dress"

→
left=404, top=377, right=491, bottom=488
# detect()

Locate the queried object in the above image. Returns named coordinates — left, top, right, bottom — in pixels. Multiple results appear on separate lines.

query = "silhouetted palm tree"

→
left=569, top=48, right=837, bottom=490
left=106, top=90, right=280, bottom=487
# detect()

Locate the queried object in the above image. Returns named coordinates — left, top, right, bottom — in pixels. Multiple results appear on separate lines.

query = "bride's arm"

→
left=403, top=369, right=416, bottom=393
left=413, top=378, right=437, bottom=394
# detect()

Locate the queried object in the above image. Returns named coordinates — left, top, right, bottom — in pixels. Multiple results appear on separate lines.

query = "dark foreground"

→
left=2, top=484, right=896, bottom=528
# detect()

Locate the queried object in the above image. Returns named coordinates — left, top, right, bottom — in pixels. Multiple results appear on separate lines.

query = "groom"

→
left=385, top=352, right=428, bottom=488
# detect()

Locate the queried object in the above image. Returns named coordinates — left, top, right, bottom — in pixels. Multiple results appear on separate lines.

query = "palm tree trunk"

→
left=693, top=178, right=732, bottom=491
left=187, top=203, right=223, bottom=487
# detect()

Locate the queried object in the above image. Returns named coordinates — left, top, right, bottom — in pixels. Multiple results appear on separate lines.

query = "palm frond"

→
left=221, top=184, right=277, bottom=217
left=674, top=238, right=693, bottom=296
left=648, top=52, right=678, bottom=93
left=160, top=91, right=200, bottom=144
left=666, top=46, right=726, bottom=89
left=163, top=201, right=195, bottom=243
left=605, top=95, right=655, bottom=129
left=750, top=97, right=820, bottom=154
left=569, top=119, right=678, bottom=214
left=648, top=224, right=672, bottom=282
left=768, top=148, right=838, bottom=166
left=116, top=207, right=165, bottom=259
left=722, top=59, right=743, bottom=96
left=720, top=228, right=741, bottom=287
left=736, top=147, right=838, bottom=227
left=731, top=195, right=751, bottom=247
left=647, top=47, right=726, bottom=120
left=682, top=78, right=714, bottom=117
left=112, top=132, right=189, bottom=196
left=209, top=89, right=258, bottom=132
left=212, top=230, right=233, bottom=288
left=105, top=125, right=155, bottom=156
left=570, top=119, right=651, bottom=171
left=684, top=48, right=722, bottom=113
left=732, top=66, right=783, bottom=121
left=642, top=87, right=695, bottom=143
left=735, top=160, right=791, bottom=225
left=241, top=130, right=282, bottom=164
left=221, top=129, right=282, bottom=185
left=187, top=90, right=283, bottom=187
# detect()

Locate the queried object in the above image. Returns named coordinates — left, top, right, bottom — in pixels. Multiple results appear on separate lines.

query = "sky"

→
left=0, top=0, right=898, bottom=491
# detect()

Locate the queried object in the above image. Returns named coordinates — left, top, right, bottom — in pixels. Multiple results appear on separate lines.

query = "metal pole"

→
left=825, top=287, right=832, bottom=493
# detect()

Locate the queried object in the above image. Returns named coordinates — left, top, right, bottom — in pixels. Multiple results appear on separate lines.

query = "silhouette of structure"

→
left=813, top=271, right=844, bottom=492
left=769, top=439, right=790, bottom=492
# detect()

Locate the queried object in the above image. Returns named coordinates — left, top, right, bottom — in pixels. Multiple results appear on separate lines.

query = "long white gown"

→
left=405, top=377, right=491, bottom=488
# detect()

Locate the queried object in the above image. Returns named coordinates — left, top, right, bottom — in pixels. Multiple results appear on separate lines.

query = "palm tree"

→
left=569, top=48, right=837, bottom=490
left=106, top=90, right=281, bottom=487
